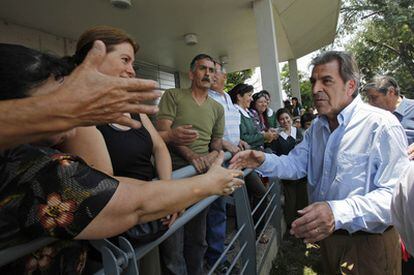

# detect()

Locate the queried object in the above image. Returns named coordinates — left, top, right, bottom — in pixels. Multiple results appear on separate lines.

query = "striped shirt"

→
left=208, top=90, right=241, bottom=145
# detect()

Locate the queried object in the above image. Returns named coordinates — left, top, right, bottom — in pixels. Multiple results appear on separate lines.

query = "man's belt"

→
left=333, top=226, right=393, bottom=236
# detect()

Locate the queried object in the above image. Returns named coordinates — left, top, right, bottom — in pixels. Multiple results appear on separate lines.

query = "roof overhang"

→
left=0, top=0, right=340, bottom=73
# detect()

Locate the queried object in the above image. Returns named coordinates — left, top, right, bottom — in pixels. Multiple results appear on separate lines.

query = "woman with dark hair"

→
left=228, top=83, right=270, bottom=243
left=271, top=108, right=308, bottom=229
left=0, top=43, right=242, bottom=274
left=291, top=97, right=302, bottom=117
left=228, top=84, right=276, bottom=150
left=259, top=90, right=278, bottom=129
left=249, top=91, right=278, bottom=149
left=67, top=26, right=172, bottom=187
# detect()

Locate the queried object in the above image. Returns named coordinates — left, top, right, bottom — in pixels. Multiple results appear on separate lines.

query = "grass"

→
left=270, top=233, right=323, bottom=275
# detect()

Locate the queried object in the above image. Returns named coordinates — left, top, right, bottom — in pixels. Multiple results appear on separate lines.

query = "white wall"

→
left=0, top=20, right=76, bottom=56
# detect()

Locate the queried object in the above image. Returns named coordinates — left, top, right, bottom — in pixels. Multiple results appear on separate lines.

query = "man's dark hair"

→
left=373, top=75, right=400, bottom=96
left=190, top=53, right=214, bottom=71
left=311, top=51, right=360, bottom=98
left=0, top=43, right=74, bottom=100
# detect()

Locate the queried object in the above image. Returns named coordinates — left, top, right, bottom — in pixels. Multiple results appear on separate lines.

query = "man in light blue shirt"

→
left=230, top=51, right=409, bottom=274
left=364, top=75, right=414, bottom=159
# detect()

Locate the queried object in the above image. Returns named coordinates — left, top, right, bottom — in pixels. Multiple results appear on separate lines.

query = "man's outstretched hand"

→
left=228, top=150, right=265, bottom=170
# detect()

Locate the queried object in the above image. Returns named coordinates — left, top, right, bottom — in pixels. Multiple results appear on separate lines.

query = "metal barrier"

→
left=0, top=152, right=282, bottom=275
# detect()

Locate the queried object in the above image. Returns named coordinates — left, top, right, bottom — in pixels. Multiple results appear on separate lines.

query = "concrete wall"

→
left=178, top=71, right=191, bottom=89
left=0, top=20, right=76, bottom=56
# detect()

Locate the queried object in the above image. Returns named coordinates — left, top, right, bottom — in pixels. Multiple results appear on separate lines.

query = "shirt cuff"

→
left=256, top=153, right=275, bottom=177
left=327, top=199, right=353, bottom=231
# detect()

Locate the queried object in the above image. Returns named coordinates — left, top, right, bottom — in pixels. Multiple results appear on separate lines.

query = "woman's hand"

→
left=204, top=151, right=244, bottom=196
left=263, top=131, right=278, bottom=143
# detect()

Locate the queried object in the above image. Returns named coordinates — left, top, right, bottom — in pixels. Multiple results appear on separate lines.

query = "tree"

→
left=280, top=64, right=313, bottom=109
left=225, top=69, right=253, bottom=92
left=339, top=0, right=414, bottom=98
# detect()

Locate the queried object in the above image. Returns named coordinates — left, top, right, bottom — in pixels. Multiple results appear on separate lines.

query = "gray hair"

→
left=311, top=51, right=360, bottom=97
left=189, top=53, right=214, bottom=72
left=373, top=75, right=400, bottom=96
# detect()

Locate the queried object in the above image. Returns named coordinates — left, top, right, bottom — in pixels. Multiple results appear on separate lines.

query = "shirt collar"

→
left=319, top=95, right=362, bottom=128
left=280, top=126, right=297, bottom=140
left=266, top=108, right=274, bottom=117
left=235, top=104, right=251, bottom=118
left=394, top=96, right=406, bottom=117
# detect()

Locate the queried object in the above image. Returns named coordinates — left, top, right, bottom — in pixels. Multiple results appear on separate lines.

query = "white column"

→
left=253, top=0, right=283, bottom=111
left=288, top=59, right=302, bottom=103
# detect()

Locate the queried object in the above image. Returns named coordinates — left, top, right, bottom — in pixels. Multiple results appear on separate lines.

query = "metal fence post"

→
left=269, top=178, right=283, bottom=243
left=233, top=183, right=257, bottom=275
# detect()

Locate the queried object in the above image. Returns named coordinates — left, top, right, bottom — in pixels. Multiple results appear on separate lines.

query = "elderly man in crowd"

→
left=230, top=51, right=409, bottom=274
left=364, top=76, right=414, bottom=159
left=156, top=53, right=224, bottom=275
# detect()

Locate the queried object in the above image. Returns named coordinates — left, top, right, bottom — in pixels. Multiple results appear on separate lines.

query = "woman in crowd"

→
left=270, top=108, right=308, bottom=229
left=249, top=91, right=278, bottom=149
left=229, top=84, right=276, bottom=151
left=291, top=97, right=302, bottom=117
left=67, top=27, right=179, bottom=228
left=259, top=90, right=278, bottom=129
left=228, top=83, right=270, bottom=243
left=0, top=43, right=242, bottom=274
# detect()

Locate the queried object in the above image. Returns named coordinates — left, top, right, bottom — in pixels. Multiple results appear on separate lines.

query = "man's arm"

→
left=230, top=128, right=310, bottom=180
left=223, top=140, right=240, bottom=155
left=392, top=163, right=414, bottom=255
left=291, top=124, right=411, bottom=243
left=210, top=137, right=223, bottom=152
left=0, top=41, right=160, bottom=150
left=328, top=125, right=409, bottom=233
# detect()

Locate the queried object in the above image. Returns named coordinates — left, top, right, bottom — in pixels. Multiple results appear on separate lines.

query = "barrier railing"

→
left=0, top=152, right=282, bottom=275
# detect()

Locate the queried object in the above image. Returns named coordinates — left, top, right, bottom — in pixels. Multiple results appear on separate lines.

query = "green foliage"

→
left=280, top=64, right=313, bottom=108
left=340, top=0, right=414, bottom=98
left=225, top=69, right=253, bottom=92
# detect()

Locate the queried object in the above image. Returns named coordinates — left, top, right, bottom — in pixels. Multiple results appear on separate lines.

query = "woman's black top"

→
left=97, top=114, right=155, bottom=181
left=271, top=127, right=303, bottom=156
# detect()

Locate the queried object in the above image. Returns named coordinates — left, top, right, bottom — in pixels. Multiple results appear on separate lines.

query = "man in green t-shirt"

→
left=156, top=54, right=225, bottom=275
left=157, top=54, right=224, bottom=172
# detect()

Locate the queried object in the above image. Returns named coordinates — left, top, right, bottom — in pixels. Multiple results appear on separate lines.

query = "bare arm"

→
left=0, top=40, right=160, bottom=150
left=222, top=140, right=240, bottom=155
left=210, top=137, right=223, bottom=152
left=140, top=114, right=172, bottom=180
left=75, top=152, right=244, bottom=239
left=57, top=126, right=113, bottom=175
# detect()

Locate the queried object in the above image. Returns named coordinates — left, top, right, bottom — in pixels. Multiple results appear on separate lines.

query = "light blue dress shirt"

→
left=257, top=96, right=410, bottom=233
left=394, top=96, right=414, bottom=145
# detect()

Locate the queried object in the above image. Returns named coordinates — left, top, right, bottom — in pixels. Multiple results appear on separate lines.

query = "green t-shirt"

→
left=157, top=88, right=225, bottom=168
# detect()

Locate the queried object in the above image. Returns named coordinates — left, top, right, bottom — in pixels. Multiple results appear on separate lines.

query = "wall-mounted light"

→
left=111, top=0, right=132, bottom=9
left=219, top=55, right=229, bottom=64
left=184, top=33, right=198, bottom=46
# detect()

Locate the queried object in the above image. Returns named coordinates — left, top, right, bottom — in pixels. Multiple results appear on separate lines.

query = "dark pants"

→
left=320, top=227, right=401, bottom=275
left=282, top=177, right=308, bottom=228
left=160, top=208, right=209, bottom=275
left=205, top=197, right=227, bottom=266
left=245, top=171, right=267, bottom=237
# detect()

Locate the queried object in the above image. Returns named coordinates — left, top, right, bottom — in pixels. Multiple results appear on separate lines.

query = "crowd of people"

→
left=0, top=24, right=414, bottom=275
